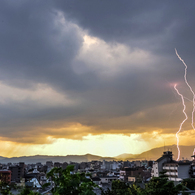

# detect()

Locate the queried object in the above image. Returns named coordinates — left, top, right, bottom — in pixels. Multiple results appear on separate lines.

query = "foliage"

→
left=41, top=182, right=51, bottom=190
left=46, top=165, right=97, bottom=195
left=0, top=181, right=12, bottom=195
left=9, top=182, right=17, bottom=190
left=145, top=176, right=179, bottom=195
left=181, top=178, right=195, bottom=190
left=101, top=172, right=188, bottom=195
left=18, top=186, right=41, bottom=195
left=101, top=180, right=143, bottom=195
left=144, top=170, right=188, bottom=195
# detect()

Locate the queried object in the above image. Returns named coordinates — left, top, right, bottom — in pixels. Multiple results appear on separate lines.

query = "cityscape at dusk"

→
left=1, top=1, right=195, bottom=159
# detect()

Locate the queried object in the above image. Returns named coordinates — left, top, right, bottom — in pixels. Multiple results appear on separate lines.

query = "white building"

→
left=101, top=160, right=119, bottom=170
left=119, top=170, right=126, bottom=181
left=152, top=151, right=191, bottom=181
left=111, top=161, right=119, bottom=170
left=151, top=151, right=173, bottom=177
left=163, top=161, right=191, bottom=181
left=99, top=176, right=118, bottom=184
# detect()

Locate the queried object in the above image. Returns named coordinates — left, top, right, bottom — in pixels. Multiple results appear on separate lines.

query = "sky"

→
left=1, top=0, right=195, bottom=158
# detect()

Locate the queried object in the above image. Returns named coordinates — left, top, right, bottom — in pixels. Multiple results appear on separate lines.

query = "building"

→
left=133, top=161, right=142, bottom=167
left=101, top=160, right=119, bottom=170
left=9, top=162, right=25, bottom=183
left=79, top=162, right=88, bottom=170
left=151, top=151, right=173, bottom=177
left=36, top=162, right=43, bottom=171
left=111, top=161, right=119, bottom=170
left=0, top=169, right=11, bottom=184
left=91, top=176, right=101, bottom=185
left=54, top=162, right=62, bottom=168
left=46, top=161, right=53, bottom=168
left=147, top=161, right=153, bottom=168
left=69, top=162, right=79, bottom=172
left=152, top=151, right=191, bottom=181
left=123, top=161, right=130, bottom=168
left=25, top=166, right=40, bottom=182
left=120, top=167, right=150, bottom=182
left=99, top=176, right=118, bottom=184
left=101, top=160, right=112, bottom=170
left=62, top=162, right=68, bottom=170
left=189, top=155, right=195, bottom=178
left=163, top=160, right=191, bottom=181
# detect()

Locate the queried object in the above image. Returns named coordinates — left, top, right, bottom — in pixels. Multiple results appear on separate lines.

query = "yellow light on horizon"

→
left=0, top=131, right=194, bottom=158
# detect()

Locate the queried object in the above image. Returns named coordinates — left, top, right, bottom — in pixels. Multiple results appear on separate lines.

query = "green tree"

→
left=101, top=172, right=188, bottom=195
left=181, top=178, right=195, bottom=190
left=46, top=165, right=97, bottom=195
left=0, top=181, right=13, bottom=195
left=144, top=171, right=188, bottom=195
left=18, top=186, right=41, bottom=195
left=145, top=176, right=179, bottom=195
left=41, top=182, right=51, bottom=190
left=101, top=180, right=143, bottom=195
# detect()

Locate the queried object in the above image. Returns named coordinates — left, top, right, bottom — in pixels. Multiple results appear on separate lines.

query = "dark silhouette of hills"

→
left=0, top=145, right=194, bottom=164
left=115, top=145, right=195, bottom=161
left=0, top=154, right=115, bottom=164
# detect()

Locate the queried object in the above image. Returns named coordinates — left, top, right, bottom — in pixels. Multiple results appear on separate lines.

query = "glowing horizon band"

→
left=174, top=84, right=188, bottom=161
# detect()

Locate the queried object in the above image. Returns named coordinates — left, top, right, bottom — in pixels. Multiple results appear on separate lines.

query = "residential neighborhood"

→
left=1, top=151, right=195, bottom=194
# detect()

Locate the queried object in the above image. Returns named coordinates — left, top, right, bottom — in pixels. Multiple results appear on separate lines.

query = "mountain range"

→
left=115, top=145, right=195, bottom=161
left=0, top=154, right=115, bottom=164
left=0, top=145, right=194, bottom=164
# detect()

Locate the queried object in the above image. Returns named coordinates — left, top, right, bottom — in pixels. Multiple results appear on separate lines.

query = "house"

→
left=54, top=162, right=62, bottom=168
left=0, top=169, right=11, bottom=184
left=99, top=176, right=118, bottom=184
left=120, top=167, right=150, bottom=182
left=91, top=176, right=101, bottom=185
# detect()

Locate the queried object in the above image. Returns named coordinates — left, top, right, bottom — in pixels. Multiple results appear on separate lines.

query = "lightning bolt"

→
left=174, top=84, right=188, bottom=161
left=175, top=49, right=195, bottom=158
left=175, top=49, right=195, bottom=131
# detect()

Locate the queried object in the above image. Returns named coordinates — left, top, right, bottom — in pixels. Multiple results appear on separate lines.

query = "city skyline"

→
left=0, top=1, right=195, bottom=157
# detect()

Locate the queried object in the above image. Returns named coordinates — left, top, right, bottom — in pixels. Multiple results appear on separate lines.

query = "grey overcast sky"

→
left=0, top=0, right=195, bottom=157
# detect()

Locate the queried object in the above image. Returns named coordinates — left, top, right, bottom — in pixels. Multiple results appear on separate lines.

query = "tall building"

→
left=188, top=155, right=195, bottom=178
left=163, top=160, right=191, bottom=181
left=152, top=151, right=191, bottom=181
left=152, top=151, right=173, bottom=177
left=9, top=162, right=25, bottom=183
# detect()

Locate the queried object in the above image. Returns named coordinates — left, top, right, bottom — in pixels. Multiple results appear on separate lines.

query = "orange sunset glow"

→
left=0, top=1, right=195, bottom=159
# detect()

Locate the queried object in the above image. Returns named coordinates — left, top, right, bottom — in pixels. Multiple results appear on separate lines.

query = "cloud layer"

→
left=0, top=0, right=195, bottom=145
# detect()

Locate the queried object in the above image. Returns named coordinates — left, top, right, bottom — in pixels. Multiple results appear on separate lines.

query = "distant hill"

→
left=0, top=154, right=115, bottom=164
left=115, top=153, right=137, bottom=160
left=115, top=145, right=195, bottom=161
left=0, top=156, right=5, bottom=161
left=0, top=145, right=195, bottom=164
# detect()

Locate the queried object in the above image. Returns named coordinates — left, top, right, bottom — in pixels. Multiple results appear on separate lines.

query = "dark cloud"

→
left=0, top=0, right=194, bottom=143
left=55, top=0, right=195, bottom=55
left=0, top=0, right=88, bottom=91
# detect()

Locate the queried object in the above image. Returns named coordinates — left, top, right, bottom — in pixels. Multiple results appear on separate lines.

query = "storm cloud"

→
left=0, top=0, right=195, bottom=144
